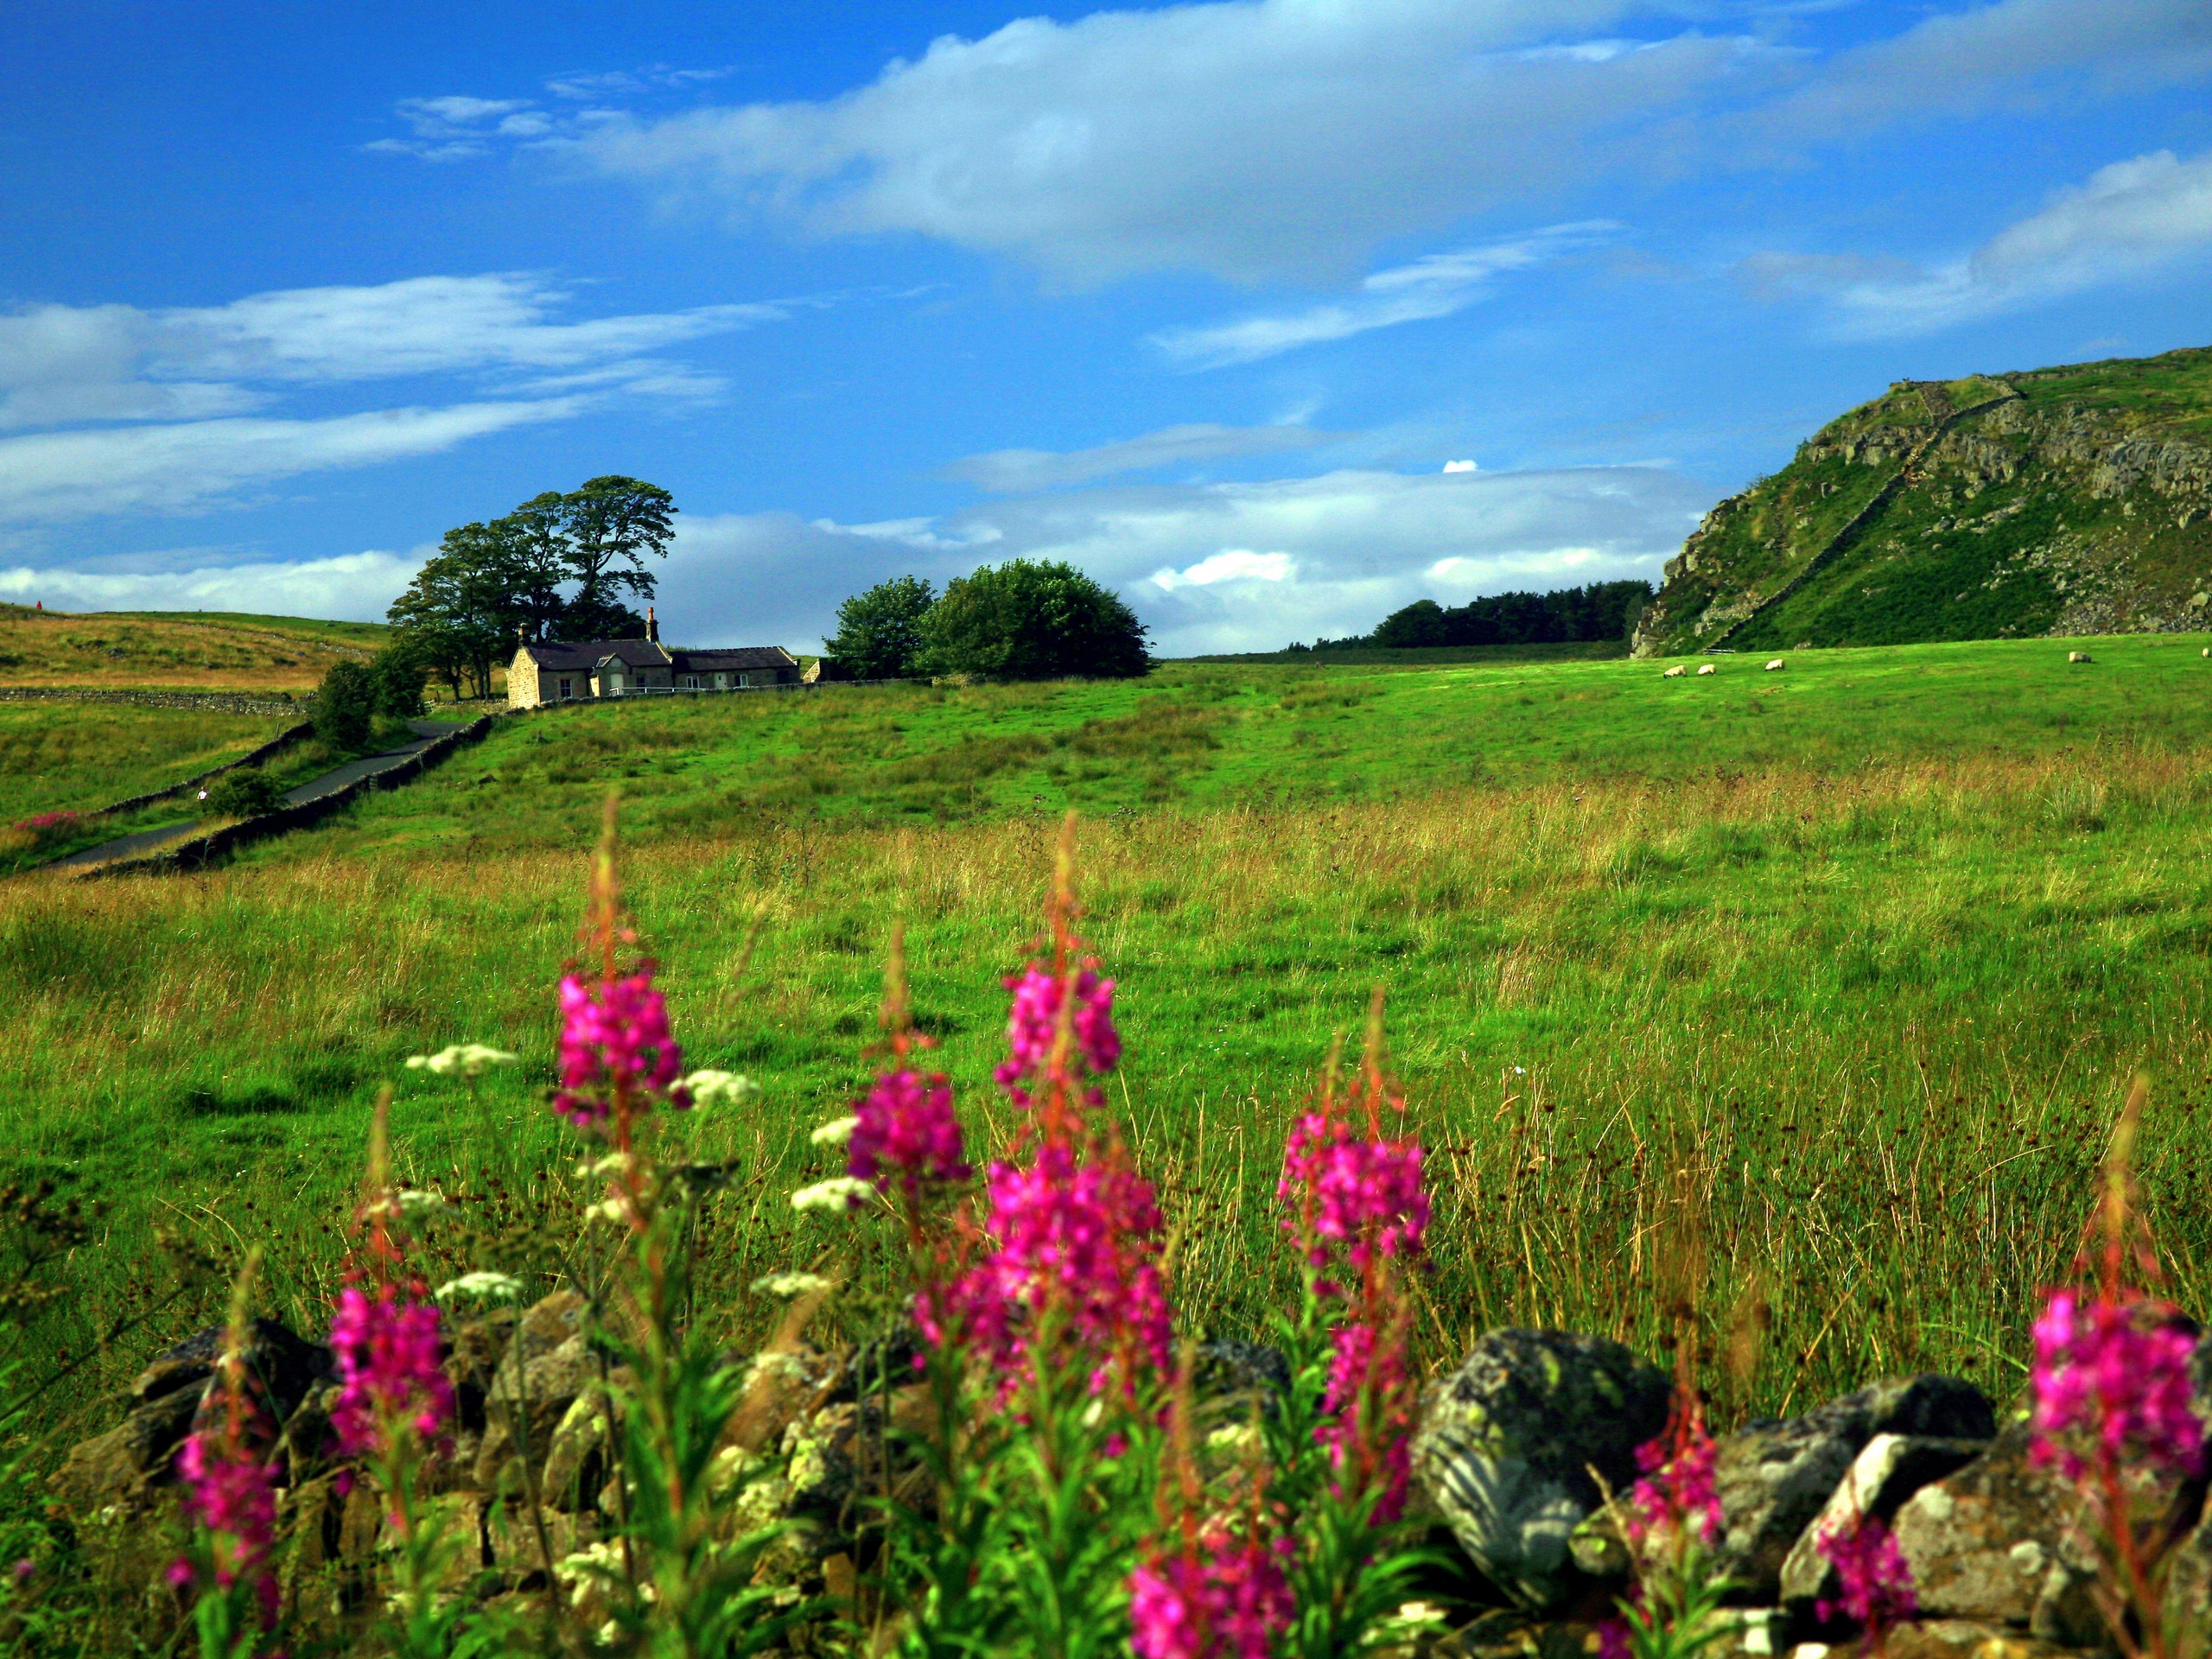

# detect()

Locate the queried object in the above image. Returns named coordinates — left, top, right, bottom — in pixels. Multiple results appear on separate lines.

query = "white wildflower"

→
left=743, top=1351, right=810, bottom=1389
left=1205, top=1422, right=1261, bottom=1453
left=435, top=1271, right=524, bottom=1304
left=404, top=1043, right=520, bottom=1078
left=395, top=1189, right=451, bottom=1219
left=809, top=1116, right=859, bottom=1147
left=752, top=1271, right=836, bottom=1299
left=589, top=1152, right=633, bottom=1179
left=680, top=1069, right=761, bottom=1109
left=790, top=1177, right=873, bottom=1213
left=587, top=1198, right=631, bottom=1224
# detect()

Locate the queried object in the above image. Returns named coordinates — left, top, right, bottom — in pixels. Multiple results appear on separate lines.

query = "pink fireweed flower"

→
left=948, top=1139, right=1172, bottom=1387
left=554, top=967, right=687, bottom=1128
left=1627, top=1403, right=1724, bottom=1549
left=1815, top=1513, right=1918, bottom=1636
left=994, top=963, right=1120, bottom=1104
left=1318, top=1317, right=1416, bottom=1522
left=1129, top=1529, right=1294, bottom=1659
left=329, top=1285, right=454, bottom=1457
left=1278, top=1112, right=1430, bottom=1279
left=2029, top=1287, right=2204, bottom=1483
left=848, top=1067, right=969, bottom=1200
left=175, top=1427, right=281, bottom=1626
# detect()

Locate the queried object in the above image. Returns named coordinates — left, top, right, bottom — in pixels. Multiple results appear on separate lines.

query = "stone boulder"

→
left=1709, top=1374, right=1994, bottom=1604
left=1777, top=1433, right=1990, bottom=1612
left=51, top=1317, right=332, bottom=1510
left=1413, top=1329, right=1672, bottom=1609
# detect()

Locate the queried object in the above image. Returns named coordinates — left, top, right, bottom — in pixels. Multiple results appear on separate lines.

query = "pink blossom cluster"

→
left=1128, top=1529, right=1294, bottom=1659
left=2029, top=1287, right=2205, bottom=1483
left=994, top=964, right=1120, bottom=1104
left=13, top=810, right=78, bottom=833
left=329, top=1285, right=454, bottom=1457
left=848, top=1067, right=970, bottom=1200
left=1318, top=1318, right=1416, bottom=1522
left=943, top=1140, right=1173, bottom=1385
left=1278, top=1111, right=1429, bottom=1281
left=170, top=1419, right=280, bottom=1624
left=1814, top=1514, right=1918, bottom=1634
left=1626, top=1408, right=1724, bottom=1548
left=554, top=968, right=687, bottom=1128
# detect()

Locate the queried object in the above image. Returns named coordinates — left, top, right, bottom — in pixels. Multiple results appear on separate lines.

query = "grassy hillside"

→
left=10, top=639, right=2212, bottom=1479
left=1636, top=346, right=2212, bottom=654
left=0, top=701, right=295, bottom=825
left=242, top=632, right=2212, bottom=861
left=0, top=603, right=385, bottom=691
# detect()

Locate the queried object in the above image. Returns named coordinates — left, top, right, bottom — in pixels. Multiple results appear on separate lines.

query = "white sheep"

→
left=1765, top=658, right=1785, bottom=671
left=1697, top=663, right=1717, bottom=676
left=2069, top=650, right=2092, bottom=664
left=1662, top=665, right=1686, bottom=678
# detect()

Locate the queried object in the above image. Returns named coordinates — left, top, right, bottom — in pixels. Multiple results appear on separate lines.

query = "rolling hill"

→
left=0, top=604, right=386, bottom=692
left=1632, top=345, right=2212, bottom=655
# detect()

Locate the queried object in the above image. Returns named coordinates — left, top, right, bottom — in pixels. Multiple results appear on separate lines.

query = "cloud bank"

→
left=1747, top=148, right=2212, bottom=336
left=2, top=465, right=1707, bottom=657
left=0, top=275, right=794, bottom=523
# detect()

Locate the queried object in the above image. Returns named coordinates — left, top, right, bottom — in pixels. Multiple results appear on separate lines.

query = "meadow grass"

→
left=260, top=630, right=2212, bottom=860
left=0, top=702, right=293, bottom=827
left=10, top=713, right=2212, bottom=1457
left=0, top=603, right=381, bottom=693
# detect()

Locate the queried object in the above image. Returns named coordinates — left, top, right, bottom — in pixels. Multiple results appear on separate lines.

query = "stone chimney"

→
left=645, top=606, right=658, bottom=644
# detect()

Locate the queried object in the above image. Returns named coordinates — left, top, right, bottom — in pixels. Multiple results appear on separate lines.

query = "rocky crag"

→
left=1632, top=346, right=2212, bottom=656
left=51, top=1306, right=2212, bottom=1656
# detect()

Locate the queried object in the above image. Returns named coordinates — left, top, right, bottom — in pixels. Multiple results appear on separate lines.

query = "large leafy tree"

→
left=918, top=559, right=1149, bottom=681
left=824, top=575, right=935, bottom=678
left=562, top=475, right=676, bottom=630
left=385, top=534, right=518, bottom=698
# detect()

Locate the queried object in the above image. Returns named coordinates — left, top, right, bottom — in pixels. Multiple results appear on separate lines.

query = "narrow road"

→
left=47, top=719, right=467, bottom=870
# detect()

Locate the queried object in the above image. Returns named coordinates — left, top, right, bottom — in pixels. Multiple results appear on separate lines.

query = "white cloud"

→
left=1153, top=224, right=1615, bottom=367
left=0, top=274, right=784, bottom=433
left=1746, top=149, right=2212, bottom=336
left=948, top=422, right=1338, bottom=491
left=5, top=462, right=1707, bottom=652
left=563, top=0, right=2211, bottom=288
left=1756, top=0, right=2212, bottom=144
left=573, top=2, right=1732, bottom=285
left=655, top=463, right=1707, bottom=656
left=1150, top=549, right=1295, bottom=591
left=0, top=548, right=430, bottom=620
left=0, top=400, right=579, bottom=524
left=1442, top=460, right=1479, bottom=473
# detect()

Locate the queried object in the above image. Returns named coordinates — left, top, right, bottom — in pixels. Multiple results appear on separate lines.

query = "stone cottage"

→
left=506, top=609, right=801, bottom=709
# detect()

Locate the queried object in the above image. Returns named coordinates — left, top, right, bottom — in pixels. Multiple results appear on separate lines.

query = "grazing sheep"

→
left=2069, top=650, right=2092, bottom=663
left=1662, top=664, right=1686, bottom=677
left=1765, top=658, right=1785, bottom=671
left=1697, top=663, right=1717, bottom=676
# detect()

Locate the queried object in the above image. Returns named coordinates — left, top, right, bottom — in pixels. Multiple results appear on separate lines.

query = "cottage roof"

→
left=518, top=639, right=795, bottom=674
left=669, top=646, right=798, bottom=671
left=520, top=638, right=669, bottom=671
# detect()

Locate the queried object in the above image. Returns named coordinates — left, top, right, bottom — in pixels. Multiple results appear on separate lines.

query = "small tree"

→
left=371, top=638, right=429, bottom=719
left=918, top=559, right=1149, bottom=681
left=207, top=767, right=284, bottom=818
left=315, top=660, right=378, bottom=753
left=824, top=575, right=935, bottom=678
left=562, top=475, right=675, bottom=629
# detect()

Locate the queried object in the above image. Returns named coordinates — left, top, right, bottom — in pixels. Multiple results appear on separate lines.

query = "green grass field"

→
left=9, top=632, right=2212, bottom=1462
left=0, top=702, right=293, bottom=825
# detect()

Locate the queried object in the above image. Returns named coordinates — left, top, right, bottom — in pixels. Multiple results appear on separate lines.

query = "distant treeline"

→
left=1300, top=580, right=1654, bottom=652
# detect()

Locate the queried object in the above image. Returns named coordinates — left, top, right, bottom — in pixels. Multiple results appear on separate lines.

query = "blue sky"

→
left=2, top=0, right=2209, bottom=654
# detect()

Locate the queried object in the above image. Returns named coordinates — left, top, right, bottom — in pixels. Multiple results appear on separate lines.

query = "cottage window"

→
left=559, top=677, right=573, bottom=699
left=684, top=675, right=700, bottom=690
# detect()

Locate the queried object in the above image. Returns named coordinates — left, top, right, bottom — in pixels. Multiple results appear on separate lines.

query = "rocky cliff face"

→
left=1632, top=347, right=2212, bottom=656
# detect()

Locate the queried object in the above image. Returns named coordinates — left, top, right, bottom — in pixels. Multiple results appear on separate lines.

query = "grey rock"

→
left=1892, top=1424, right=2095, bottom=1637
left=1413, top=1328, right=1672, bottom=1609
left=1777, top=1433, right=1989, bottom=1611
left=1712, top=1374, right=1994, bottom=1603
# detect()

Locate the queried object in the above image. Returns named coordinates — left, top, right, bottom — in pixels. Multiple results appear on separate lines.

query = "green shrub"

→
left=313, top=658, right=377, bottom=752
left=207, top=766, right=284, bottom=817
left=918, top=558, right=1150, bottom=680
